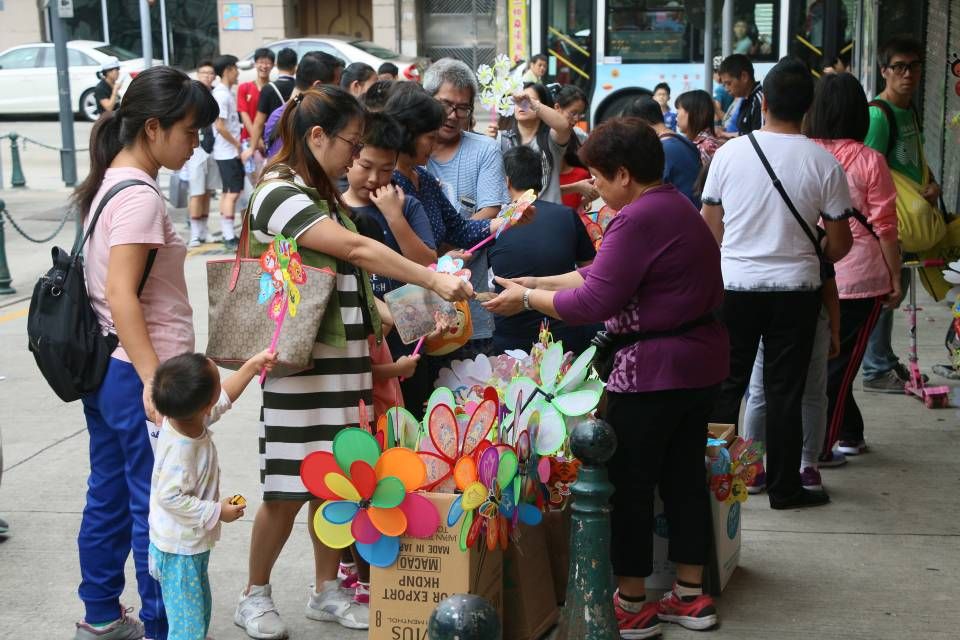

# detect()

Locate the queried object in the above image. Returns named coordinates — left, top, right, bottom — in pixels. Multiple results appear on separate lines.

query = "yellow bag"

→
left=917, top=218, right=960, bottom=301
left=892, top=169, right=946, bottom=253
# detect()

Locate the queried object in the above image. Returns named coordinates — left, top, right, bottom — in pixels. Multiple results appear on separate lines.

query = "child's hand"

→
left=250, top=349, right=279, bottom=372
left=396, top=354, right=420, bottom=379
left=371, top=184, right=405, bottom=219
left=219, top=498, right=245, bottom=523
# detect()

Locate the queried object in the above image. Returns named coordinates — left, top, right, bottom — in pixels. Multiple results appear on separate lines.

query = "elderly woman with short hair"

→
left=484, top=117, right=729, bottom=638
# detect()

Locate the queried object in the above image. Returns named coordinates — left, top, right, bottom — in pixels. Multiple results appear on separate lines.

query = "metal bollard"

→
left=428, top=594, right=501, bottom=640
left=8, top=134, right=25, bottom=188
left=557, top=417, right=619, bottom=640
left=0, top=200, right=15, bottom=295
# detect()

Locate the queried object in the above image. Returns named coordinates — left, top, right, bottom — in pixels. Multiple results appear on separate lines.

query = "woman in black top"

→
left=94, top=58, right=121, bottom=115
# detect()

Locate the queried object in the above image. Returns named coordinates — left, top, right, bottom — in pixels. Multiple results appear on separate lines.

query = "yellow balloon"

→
left=325, top=472, right=361, bottom=501
left=313, top=504, right=355, bottom=549
left=461, top=481, right=488, bottom=511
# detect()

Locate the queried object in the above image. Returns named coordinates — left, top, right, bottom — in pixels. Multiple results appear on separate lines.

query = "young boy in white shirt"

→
left=148, top=349, right=276, bottom=640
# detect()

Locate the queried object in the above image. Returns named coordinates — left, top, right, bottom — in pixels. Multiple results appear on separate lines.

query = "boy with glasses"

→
left=858, top=36, right=939, bottom=401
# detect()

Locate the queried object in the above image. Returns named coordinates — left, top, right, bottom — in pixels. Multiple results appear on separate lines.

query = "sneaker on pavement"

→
left=188, top=237, right=203, bottom=248
left=614, top=592, right=662, bottom=639
left=837, top=440, right=867, bottom=456
left=817, top=451, right=847, bottom=467
left=894, top=362, right=929, bottom=384
left=306, top=581, right=369, bottom=630
left=862, top=369, right=906, bottom=393
left=799, top=466, right=822, bottom=491
left=0, top=516, right=8, bottom=540
left=235, top=584, right=287, bottom=640
left=769, top=488, right=830, bottom=510
left=746, top=470, right=766, bottom=495
left=74, top=606, right=144, bottom=640
left=657, top=589, right=718, bottom=631
left=223, top=237, right=239, bottom=252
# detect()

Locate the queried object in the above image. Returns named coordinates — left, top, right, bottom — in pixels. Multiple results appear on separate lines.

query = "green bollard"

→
left=9, top=134, right=25, bottom=188
left=558, top=416, right=619, bottom=640
left=428, top=594, right=501, bottom=640
left=0, top=200, right=15, bottom=295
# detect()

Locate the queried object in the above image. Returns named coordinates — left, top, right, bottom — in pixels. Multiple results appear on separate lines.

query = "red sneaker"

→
left=614, top=592, right=662, bottom=639
left=657, top=589, right=719, bottom=631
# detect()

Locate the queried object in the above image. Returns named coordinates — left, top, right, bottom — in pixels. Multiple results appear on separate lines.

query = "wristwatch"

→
left=522, top=288, right=532, bottom=311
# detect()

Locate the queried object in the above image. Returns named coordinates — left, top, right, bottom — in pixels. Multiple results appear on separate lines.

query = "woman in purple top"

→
left=484, top=117, right=729, bottom=638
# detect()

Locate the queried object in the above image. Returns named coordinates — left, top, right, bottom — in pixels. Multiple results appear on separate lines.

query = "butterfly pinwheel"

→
left=709, top=438, right=764, bottom=505
left=429, top=255, right=471, bottom=282
left=446, top=445, right=523, bottom=551
left=301, top=428, right=439, bottom=567
left=417, top=392, right=498, bottom=492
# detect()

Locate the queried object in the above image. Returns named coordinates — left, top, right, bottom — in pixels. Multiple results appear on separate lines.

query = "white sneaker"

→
left=305, top=581, right=369, bottom=630
left=188, top=237, right=203, bottom=248
left=235, top=584, right=288, bottom=639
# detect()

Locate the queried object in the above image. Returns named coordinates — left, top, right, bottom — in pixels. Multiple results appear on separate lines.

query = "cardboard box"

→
left=542, top=509, right=571, bottom=605
left=704, top=424, right=742, bottom=595
left=503, top=523, right=559, bottom=640
left=369, top=493, right=502, bottom=640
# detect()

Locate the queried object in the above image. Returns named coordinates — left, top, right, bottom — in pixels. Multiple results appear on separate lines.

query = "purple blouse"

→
left=553, top=184, right=729, bottom=393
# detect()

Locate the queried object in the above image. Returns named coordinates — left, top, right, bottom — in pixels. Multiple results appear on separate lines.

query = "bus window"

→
left=545, top=0, right=593, bottom=94
left=727, top=1, right=779, bottom=62
left=606, top=1, right=691, bottom=63
left=788, top=0, right=854, bottom=74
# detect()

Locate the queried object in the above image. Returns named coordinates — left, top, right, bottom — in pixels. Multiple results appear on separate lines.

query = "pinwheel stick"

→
left=400, top=335, right=426, bottom=382
left=504, top=386, right=548, bottom=440
left=466, top=234, right=495, bottom=254
left=259, top=297, right=288, bottom=385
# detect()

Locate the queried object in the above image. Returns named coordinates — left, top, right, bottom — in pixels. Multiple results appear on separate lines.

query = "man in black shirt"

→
left=488, top=146, right=596, bottom=353
left=718, top=54, right=764, bottom=136
left=246, top=47, right=297, bottom=156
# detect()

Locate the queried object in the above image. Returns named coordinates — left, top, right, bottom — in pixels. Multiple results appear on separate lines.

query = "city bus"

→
left=530, top=1, right=877, bottom=125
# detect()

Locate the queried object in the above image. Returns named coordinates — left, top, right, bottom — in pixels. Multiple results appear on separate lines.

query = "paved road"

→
left=0, top=119, right=958, bottom=639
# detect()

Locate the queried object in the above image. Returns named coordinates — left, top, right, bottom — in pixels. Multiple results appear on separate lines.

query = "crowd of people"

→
left=67, top=34, right=937, bottom=640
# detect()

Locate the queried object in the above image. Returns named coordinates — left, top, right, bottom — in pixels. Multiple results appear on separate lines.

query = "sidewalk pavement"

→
left=1, top=170, right=959, bottom=638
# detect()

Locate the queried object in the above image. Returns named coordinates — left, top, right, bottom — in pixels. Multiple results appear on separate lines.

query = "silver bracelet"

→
left=522, top=288, right=532, bottom=310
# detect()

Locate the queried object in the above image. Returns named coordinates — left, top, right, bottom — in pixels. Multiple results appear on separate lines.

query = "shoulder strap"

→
left=868, top=99, right=897, bottom=158
left=659, top=131, right=702, bottom=164
left=137, top=249, right=158, bottom=298
left=74, top=179, right=159, bottom=256
left=269, top=81, right=284, bottom=103
left=747, top=133, right=825, bottom=262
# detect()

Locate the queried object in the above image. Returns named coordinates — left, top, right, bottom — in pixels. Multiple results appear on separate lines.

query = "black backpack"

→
left=27, top=180, right=157, bottom=402
left=199, top=124, right=215, bottom=154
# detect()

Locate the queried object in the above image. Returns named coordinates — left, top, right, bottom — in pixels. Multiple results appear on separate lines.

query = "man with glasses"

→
left=858, top=36, right=939, bottom=399
left=237, top=48, right=274, bottom=177
left=424, top=58, right=510, bottom=358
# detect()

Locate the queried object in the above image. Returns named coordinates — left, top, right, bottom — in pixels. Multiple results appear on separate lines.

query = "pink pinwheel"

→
left=417, top=392, right=499, bottom=492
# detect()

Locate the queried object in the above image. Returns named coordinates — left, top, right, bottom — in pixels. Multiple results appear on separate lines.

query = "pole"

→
left=557, top=417, right=619, bottom=640
left=703, top=0, right=715, bottom=92
left=50, top=4, right=78, bottom=188
left=0, top=200, right=15, bottom=295
left=139, top=0, right=153, bottom=69
left=721, top=0, right=733, bottom=57
left=159, top=0, right=170, bottom=65
left=101, top=0, right=110, bottom=43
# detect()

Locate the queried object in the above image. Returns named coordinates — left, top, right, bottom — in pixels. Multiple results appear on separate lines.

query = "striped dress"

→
left=250, top=174, right=373, bottom=501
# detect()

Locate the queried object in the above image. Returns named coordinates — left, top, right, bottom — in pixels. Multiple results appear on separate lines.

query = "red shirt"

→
left=236, top=81, right=262, bottom=141
left=559, top=166, right=591, bottom=210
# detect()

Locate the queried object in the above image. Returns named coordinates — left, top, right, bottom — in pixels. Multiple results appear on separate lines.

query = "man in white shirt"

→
left=701, top=57, right=853, bottom=510
left=212, top=54, right=243, bottom=250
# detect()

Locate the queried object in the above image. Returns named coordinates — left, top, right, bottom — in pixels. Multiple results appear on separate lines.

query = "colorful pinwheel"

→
left=708, top=438, right=764, bottom=505
left=300, top=428, right=439, bottom=567
left=477, top=54, right=521, bottom=117
left=257, top=234, right=307, bottom=382
left=429, top=255, right=471, bottom=282
left=446, top=445, right=522, bottom=551
left=417, top=393, right=498, bottom=493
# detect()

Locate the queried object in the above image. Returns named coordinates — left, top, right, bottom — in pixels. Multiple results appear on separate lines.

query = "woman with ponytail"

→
left=233, top=86, right=472, bottom=639
left=73, top=66, right=218, bottom=640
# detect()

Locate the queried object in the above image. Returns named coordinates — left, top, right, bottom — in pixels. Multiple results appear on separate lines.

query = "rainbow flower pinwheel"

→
left=446, top=445, right=521, bottom=551
left=504, top=343, right=603, bottom=456
left=300, top=428, right=440, bottom=567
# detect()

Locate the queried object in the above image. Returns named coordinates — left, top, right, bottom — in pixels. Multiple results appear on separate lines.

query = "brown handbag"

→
left=205, top=207, right=336, bottom=378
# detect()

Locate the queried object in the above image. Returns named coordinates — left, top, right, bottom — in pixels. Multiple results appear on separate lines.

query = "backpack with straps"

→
left=27, top=180, right=158, bottom=402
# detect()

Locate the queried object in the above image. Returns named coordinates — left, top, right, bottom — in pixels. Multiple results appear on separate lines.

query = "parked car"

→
left=0, top=40, right=161, bottom=121
left=236, top=36, right=425, bottom=84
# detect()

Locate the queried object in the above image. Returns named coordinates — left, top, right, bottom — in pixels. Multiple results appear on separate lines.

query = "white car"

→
left=237, top=36, right=424, bottom=84
left=0, top=40, right=161, bottom=121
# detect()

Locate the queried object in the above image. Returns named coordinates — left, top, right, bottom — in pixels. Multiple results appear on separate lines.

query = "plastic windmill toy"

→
left=477, top=53, right=521, bottom=118
left=256, top=234, right=307, bottom=383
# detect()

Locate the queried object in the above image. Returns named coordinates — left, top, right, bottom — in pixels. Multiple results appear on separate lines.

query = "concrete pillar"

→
left=217, top=0, right=287, bottom=55
left=372, top=0, right=398, bottom=51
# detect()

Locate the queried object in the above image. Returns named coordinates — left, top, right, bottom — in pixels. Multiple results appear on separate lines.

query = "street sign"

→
left=58, top=0, right=73, bottom=19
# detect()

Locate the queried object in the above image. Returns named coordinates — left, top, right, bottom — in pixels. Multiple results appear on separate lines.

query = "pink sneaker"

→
left=613, top=591, right=662, bottom=639
left=657, top=588, right=719, bottom=631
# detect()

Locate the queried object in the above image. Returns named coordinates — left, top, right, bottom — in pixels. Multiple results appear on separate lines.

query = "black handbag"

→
left=27, top=180, right=157, bottom=402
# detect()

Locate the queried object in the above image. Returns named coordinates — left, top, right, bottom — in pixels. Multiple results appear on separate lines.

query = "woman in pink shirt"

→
left=804, top=73, right=900, bottom=461
left=72, top=67, right=218, bottom=640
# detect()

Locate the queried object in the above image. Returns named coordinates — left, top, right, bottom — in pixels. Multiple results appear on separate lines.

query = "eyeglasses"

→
left=886, top=61, right=923, bottom=76
left=438, top=99, right=473, bottom=118
left=335, top=134, right=364, bottom=157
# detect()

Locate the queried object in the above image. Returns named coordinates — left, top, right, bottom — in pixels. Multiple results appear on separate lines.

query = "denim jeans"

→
left=861, top=268, right=910, bottom=380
